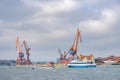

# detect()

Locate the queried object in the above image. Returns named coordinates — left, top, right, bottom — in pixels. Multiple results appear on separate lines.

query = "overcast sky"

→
left=0, top=0, right=120, bottom=61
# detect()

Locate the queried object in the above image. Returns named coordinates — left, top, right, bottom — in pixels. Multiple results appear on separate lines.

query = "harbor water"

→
left=0, top=65, right=120, bottom=80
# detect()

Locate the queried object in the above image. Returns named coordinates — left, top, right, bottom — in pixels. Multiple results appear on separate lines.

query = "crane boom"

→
left=67, top=28, right=82, bottom=59
left=16, top=37, right=23, bottom=53
left=73, top=28, right=82, bottom=52
left=22, top=40, right=30, bottom=54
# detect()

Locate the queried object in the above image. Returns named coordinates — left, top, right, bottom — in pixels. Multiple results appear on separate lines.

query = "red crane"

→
left=16, top=37, right=25, bottom=65
left=22, top=40, right=31, bottom=65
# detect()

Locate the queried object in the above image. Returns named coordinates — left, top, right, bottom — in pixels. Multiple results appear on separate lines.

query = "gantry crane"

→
left=16, top=37, right=25, bottom=65
left=22, top=40, right=31, bottom=65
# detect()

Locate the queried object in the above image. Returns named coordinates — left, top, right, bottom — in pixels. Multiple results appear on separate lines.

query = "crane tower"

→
left=58, top=28, right=82, bottom=64
left=67, top=28, right=82, bottom=59
left=22, top=40, right=31, bottom=65
left=16, top=37, right=25, bottom=65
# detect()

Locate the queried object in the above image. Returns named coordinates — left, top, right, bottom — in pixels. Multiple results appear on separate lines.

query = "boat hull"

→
left=68, top=63, right=96, bottom=68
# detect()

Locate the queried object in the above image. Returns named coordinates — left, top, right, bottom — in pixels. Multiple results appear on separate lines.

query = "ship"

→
left=68, top=54, right=96, bottom=68
left=67, top=59, right=96, bottom=68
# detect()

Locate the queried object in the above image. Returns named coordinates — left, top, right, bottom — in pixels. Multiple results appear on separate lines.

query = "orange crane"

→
left=22, top=40, right=31, bottom=65
left=59, top=28, right=82, bottom=64
left=67, top=28, right=82, bottom=59
left=16, top=37, right=25, bottom=65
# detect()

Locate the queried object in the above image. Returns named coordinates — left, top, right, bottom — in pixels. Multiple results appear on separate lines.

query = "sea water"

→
left=0, top=65, right=120, bottom=80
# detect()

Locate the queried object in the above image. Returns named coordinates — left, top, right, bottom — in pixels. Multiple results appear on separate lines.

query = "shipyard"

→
left=0, top=28, right=120, bottom=67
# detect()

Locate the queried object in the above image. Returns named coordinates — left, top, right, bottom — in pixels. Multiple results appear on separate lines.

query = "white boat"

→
left=67, top=59, right=96, bottom=68
left=103, top=60, right=115, bottom=64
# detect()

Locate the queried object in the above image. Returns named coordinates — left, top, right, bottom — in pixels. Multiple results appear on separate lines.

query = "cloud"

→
left=20, top=0, right=81, bottom=28
left=21, top=0, right=79, bottom=16
left=79, top=8, right=118, bottom=34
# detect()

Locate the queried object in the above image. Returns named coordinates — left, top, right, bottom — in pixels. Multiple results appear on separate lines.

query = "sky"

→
left=0, top=0, right=120, bottom=61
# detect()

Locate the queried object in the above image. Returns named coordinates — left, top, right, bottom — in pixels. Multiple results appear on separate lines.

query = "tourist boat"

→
left=67, top=59, right=96, bottom=68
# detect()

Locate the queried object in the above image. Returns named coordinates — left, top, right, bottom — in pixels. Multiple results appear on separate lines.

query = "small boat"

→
left=112, top=61, right=120, bottom=65
left=67, top=59, right=96, bottom=68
